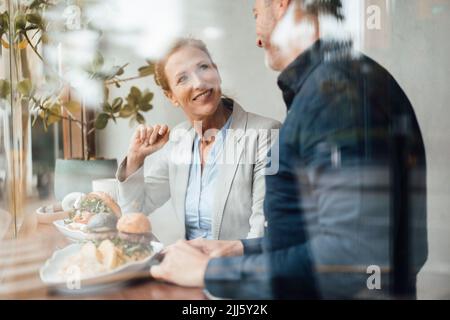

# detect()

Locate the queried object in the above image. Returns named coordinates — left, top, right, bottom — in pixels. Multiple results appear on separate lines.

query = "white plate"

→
left=53, top=219, right=88, bottom=242
left=53, top=219, right=161, bottom=244
left=36, top=206, right=69, bottom=224
left=40, top=241, right=164, bottom=288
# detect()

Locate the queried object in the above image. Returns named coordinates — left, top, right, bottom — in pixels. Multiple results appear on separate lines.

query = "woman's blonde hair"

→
left=154, top=38, right=215, bottom=92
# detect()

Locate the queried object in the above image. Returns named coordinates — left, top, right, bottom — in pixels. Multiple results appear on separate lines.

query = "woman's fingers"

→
left=133, top=124, right=169, bottom=152
left=135, top=125, right=144, bottom=143
left=145, top=127, right=154, bottom=145
left=138, top=125, right=146, bottom=143
left=149, top=125, right=161, bottom=145
left=159, top=124, right=168, bottom=136
left=136, top=124, right=169, bottom=139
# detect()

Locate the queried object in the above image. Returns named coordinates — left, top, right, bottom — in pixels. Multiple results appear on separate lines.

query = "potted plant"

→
left=0, top=0, right=157, bottom=201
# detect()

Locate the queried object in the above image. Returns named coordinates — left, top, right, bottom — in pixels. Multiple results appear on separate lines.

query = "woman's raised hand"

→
left=126, top=124, right=170, bottom=176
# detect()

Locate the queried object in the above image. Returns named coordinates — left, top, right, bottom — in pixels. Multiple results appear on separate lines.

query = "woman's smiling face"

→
left=164, top=46, right=222, bottom=121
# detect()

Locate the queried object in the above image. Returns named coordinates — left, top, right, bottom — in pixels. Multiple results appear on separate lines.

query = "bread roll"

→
left=117, top=213, right=151, bottom=234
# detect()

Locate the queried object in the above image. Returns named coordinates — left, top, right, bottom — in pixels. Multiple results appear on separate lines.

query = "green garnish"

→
left=79, top=198, right=112, bottom=214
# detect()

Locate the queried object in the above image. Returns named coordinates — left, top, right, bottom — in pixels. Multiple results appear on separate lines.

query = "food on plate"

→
left=59, top=242, right=107, bottom=277
left=59, top=236, right=153, bottom=278
left=58, top=212, right=153, bottom=279
left=61, top=192, right=85, bottom=212
left=117, top=213, right=152, bottom=244
left=63, top=191, right=122, bottom=231
left=113, top=213, right=153, bottom=261
left=78, top=192, right=121, bottom=217
left=73, top=211, right=96, bottom=224
left=86, top=212, right=118, bottom=240
left=98, top=239, right=118, bottom=269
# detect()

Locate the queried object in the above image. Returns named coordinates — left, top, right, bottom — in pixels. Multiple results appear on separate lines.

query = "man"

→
left=150, top=0, right=427, bottom=299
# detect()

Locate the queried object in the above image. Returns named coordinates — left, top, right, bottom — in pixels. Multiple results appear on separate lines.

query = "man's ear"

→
left=275, top=0, right=292, bottom=20
left=164, top=90, right=180, bottom=107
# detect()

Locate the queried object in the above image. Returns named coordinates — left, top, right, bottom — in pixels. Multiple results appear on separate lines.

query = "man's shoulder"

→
left=304, top=51, right=389, bottom=83
left=293, top=51, right=404, bottom=110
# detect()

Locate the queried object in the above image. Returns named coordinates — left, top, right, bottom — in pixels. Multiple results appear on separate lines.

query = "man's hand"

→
left=188, top=238, right=244, bottom=258
left=126, top=124, right=169, bottom=178
left=150, top=240, right=209, bottom=287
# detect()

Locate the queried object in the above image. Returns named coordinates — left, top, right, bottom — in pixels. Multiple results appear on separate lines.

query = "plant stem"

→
left=104, top=74, right=148, bottom=86
left=23, top=31, right=43, bottom=61
left=31, top=29, right=40, bottom=41
left=31, top=96, right=86, bottom=125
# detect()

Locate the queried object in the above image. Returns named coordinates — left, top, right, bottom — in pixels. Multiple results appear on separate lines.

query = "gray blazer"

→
left=116, top=101, right=280, bottom=240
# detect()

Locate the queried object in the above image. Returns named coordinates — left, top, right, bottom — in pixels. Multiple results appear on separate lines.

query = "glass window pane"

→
left=0, top=0, right=448, bottom=300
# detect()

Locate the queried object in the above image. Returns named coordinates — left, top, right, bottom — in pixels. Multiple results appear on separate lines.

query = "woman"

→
left=117, top=38, right=280, bottom=240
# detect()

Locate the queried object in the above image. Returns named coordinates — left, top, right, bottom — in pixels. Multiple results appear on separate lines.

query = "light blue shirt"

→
left=184, top=115, right=233, bottom=240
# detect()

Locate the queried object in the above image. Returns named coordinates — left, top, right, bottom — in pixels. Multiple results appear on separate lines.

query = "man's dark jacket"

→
left=205, top=40, right=428, bottom=299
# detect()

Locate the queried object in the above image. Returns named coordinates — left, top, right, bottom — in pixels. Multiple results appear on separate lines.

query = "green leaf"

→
left=63, top=101, right=81, bottom=114
left=136, top=112, right=145, bottom=124
left=95, top=113, right=110, bottom=130
left=138, top=63, right=155, bottom=77
left=101, top=66, right=122, bottom=80
left=126, top=94, right=137, bottom=108
left=47, top=103, right=61, bottom=125
left=0, top=79, right=10, bottom=99
left=119, top=104, right=134, bottom=118
left=102, top=102, right=112, bottom=113
left=14, top=14, right=26, bottom=32
left=26, top=13, right=43, bottom=29
left=17, top=79, right=32, bottom=96
left=0, top=12, right=9, bottom=31
left=140, top=91, right=154, bottom=105
left=115, top=66, right=125, bottom=76
left=126, top=86, right=141, bottom=108
left=130, top=86, right=141, bottom=99
left=139, top=103, right=153, bottom=112
left=30, top=0, right=44, bottom=10
left=50, top=103, right=61, bottom=114
left=111, top=97, right=123, bottom=113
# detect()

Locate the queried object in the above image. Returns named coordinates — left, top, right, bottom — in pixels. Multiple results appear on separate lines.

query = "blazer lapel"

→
left=172, top=126, right=195, bottom=225
left=212, top=102, right=248, bottom=239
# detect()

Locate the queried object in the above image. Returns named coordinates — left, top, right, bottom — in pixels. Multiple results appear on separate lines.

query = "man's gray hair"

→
left=293, top=0, right=345, bottom=20
left=298, top=0, right=344, bottom=19
left=263, top=0, right=344, bottom=20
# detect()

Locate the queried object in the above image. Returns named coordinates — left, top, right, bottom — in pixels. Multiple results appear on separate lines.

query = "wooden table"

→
left=0, top=223, right=207, bottom=300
